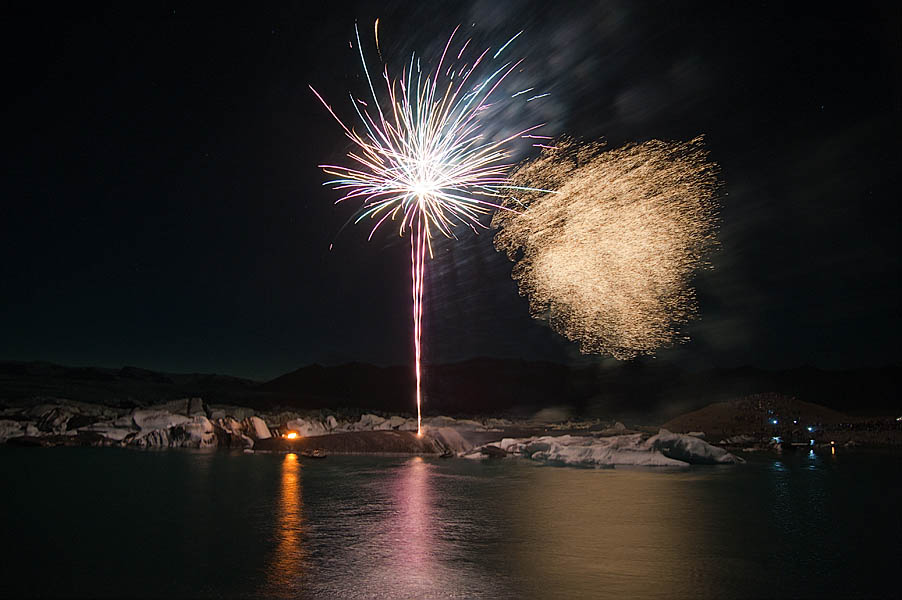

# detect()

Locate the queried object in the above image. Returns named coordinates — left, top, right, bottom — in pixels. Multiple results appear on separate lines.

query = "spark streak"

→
left=312, top=25, right=545, bottom=433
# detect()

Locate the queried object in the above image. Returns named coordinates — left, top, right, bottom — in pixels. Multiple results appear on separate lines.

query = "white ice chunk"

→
left=285, top=418, right=328, bottom=437
left=132, top=409, right=191, bottom=431
left=501, top=434, right=685, bottom=467
left=426, top=427, right=477, bottom=454
left=644, top=429, right=744, bottom=464
left=171, top=416, right=216, bottom=448
left=245, top=416, right=272, bottom=440
left=354, top=414, right=386, bottom=430
left=495, top=431, right=742, bottom=468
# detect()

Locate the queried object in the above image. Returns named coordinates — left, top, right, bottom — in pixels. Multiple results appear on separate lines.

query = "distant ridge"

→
left=0, top=359, right=898, bottom=421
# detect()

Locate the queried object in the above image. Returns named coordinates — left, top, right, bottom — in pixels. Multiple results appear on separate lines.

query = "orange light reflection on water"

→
left=265, top=453, right=307, bottom=595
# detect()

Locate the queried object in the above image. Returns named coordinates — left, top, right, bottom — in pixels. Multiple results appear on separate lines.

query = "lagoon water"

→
left=2, top=447, right=900, bottom=599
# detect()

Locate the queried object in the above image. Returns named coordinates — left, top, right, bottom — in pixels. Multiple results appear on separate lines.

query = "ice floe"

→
left=645, top=429, right=742, bottom=464
left=468, top=429, right=743, bottom=467
left=245, top=416, right=272, bottom=440
left=132, top=409, right=191, bottom=431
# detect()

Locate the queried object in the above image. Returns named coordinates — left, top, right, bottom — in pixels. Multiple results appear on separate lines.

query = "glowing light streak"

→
left=374, top=18, right=382, bottom=60
left=493, top=30, right=523, bottom=59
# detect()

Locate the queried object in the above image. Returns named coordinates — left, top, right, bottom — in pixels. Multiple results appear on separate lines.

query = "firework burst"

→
left=311, top=24, right=546, bottom=433
left=493, top=138, right=719, bottom=359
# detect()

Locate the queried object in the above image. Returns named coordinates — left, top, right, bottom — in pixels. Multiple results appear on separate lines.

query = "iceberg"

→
left=130, top=416, right=216, bottom=448
left=483, top=430, right=743, bottom=467
left=169, top=416, right=216, bottom=448
left=426, top=427, right=477, bottom=455
left=497, top=434, right=686, bottom=467
left=212, top=417, right=254, bottom=448
left=645, top=429, right=743, bottom=464
left=285, top=418, right=328, bottom=437
left=132, top=409, right=191, bottom=431
left=245, top=416, right=272, bottom=440
left=353, top=414, right=386, bottom=430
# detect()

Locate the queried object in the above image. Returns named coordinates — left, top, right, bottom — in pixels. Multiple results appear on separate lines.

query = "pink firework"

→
left=311, top=23, right=547, bottom=434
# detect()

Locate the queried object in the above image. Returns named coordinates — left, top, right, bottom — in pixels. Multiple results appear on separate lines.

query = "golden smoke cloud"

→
left=493, top=137, right=719, bottom=359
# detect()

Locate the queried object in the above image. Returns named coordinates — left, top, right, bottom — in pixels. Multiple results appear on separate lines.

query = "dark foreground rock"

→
left=255, top=430, right=443, bottom=454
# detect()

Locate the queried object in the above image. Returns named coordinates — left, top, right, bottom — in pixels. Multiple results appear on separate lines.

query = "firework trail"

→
left=493, top=138, right=719, bottom=359
left=311, top=23, right=546, bottom=433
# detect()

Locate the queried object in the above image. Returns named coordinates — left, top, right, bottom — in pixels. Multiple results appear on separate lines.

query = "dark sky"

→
left=2, top=1, right=900, bottom=380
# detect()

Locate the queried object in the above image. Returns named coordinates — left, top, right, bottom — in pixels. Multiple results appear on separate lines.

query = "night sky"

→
left=2, top=2, right=900, bottom=380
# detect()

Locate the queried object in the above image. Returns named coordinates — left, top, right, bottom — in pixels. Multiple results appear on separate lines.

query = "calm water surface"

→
left=2, top=447, right=900, bottom=599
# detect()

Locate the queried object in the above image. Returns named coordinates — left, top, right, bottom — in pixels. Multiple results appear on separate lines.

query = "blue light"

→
left=807, top=426, right=814, bottom=432
left=810, top=439, right=815, bottom=445
left=771, top=419, right=778, bottom=425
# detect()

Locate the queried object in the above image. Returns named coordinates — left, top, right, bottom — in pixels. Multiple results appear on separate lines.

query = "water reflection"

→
left=265, top=453, right=307, bottom=596
left=390, top=457, right=437, bottom=589
left=505, top=468, right=738, bottom=598
left=310, top=457, right=504, bottom=598
left=767, top=451, right=833, bottom=590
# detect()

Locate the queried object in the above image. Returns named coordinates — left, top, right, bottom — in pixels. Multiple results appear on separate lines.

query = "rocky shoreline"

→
left=0, top=397, right=436, bottom=450
left=3, top=393, right=898, bottom=466
left=0, top=396, right=752, bottom=466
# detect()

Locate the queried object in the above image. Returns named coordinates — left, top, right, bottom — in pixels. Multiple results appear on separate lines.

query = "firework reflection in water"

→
left=493, top=138, right=719, bottom=359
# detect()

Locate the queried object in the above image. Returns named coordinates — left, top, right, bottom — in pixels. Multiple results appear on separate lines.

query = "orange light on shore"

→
left=284, top=431, right=299, bottom=440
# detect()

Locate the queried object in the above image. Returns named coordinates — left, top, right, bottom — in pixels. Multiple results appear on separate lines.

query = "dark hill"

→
left=0, top=359, right=898, bottom=420
left=261, top=359, right=590, bottom=415
left=0, top=361, right=265, bottom=408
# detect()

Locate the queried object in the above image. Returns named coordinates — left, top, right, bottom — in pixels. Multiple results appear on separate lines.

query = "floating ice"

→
left=132, top=409, right=191, bottom=431
left=482, top=430, right=743, bottom=467
left=426, top=427, right=477, bottom=454
left=245, top=416, right=272, bottom=440
left=645, top=429, right=743, bottom=464
left=285, top=418, right=328, bottom=437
